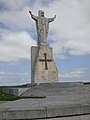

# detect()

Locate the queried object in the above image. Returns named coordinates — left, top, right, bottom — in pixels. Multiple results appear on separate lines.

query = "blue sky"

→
left=0, top=0, right=90, bottom=85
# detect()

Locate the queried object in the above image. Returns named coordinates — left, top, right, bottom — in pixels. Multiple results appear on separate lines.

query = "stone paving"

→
left=0, top=83, right=90, bottom=119
left=37, top=115, right=90, bottom=120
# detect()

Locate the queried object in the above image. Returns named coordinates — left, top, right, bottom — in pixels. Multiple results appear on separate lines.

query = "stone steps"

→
left=0, top=83, right=90, bottom=119
left=0, top=95, right=90, bottom=120
left=21, top=83, right=90, bottom=96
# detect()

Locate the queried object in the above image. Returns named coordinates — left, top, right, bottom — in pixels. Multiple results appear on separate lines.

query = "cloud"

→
left=48, top=0, right=90, bottom=58
left=0, top=29, right=36, bottom=62
left=0, top=6, right=33, bottom=31
left=0, top=0, right=90, bottom=62
left=0, top=71, right=30, bottom=86
left=0, top=0, right=90, bottom=84
left=0, top=71, right=29, bottom=76
left=64, top=39, right=90, bottom=55
left=61, top=70, right=85, bottom=78
left=59, top=68, right=87, bottom=82
left=0, top=0, right=33, bottom=10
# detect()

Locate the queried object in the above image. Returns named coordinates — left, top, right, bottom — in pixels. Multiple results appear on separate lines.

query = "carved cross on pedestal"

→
left=39, top=53, right=52, bottom=70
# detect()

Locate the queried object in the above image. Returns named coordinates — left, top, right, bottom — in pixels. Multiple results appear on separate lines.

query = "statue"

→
left=30, top=10, right=58, bottom=84
left=29, top=10, right=56, bottom=46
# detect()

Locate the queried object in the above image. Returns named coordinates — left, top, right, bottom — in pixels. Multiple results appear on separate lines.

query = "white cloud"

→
left=0, top=0, right=90, bottom=61
left=64, top=39, right=90, bottom=55
left=0, top=29, right=36, bottom=62
left=0, top=7, right=33, bottom=30
left=0, top=71, right=29, bottom=76
left=0, top=0, right=33, bottom=10
left=59, top=68, right=87, bottom=82
left=0, top=71, right=30, bottom=86
left=48, top=0, right=90, bottom=58
left=0, top=0, right=89, bottom=84
left=61, top=70, right=85, bottom=78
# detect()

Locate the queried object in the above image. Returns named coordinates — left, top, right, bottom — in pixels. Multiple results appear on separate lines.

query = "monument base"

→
left=1, top=82, right=90, bottom=120
left=31, top=44, right=58, bottom=84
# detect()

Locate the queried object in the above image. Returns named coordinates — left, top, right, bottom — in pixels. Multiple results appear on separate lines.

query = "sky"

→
left=0, top=0, right=90, bottom=85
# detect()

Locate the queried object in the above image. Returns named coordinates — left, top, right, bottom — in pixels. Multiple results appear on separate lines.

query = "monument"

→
left=1, top=10, right=90, bottom=120
left=29, top=10, right=58, bottom=84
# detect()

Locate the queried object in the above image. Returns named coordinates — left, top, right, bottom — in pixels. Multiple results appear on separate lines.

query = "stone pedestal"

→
left=31, top=44, right=58, bottom=84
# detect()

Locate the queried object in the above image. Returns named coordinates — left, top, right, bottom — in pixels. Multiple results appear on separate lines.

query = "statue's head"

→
left=38, top=10, right=44, bottom=17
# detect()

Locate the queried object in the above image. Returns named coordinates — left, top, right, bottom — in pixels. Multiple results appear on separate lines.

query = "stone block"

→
left=31, top=45, right=58, bottom=84
left=37, top=115, right=90, bottom=120
left=0, top=107, right=46, bottom=120
left=21, top=82, right=85, bottom=96
left=46, top=104, right=90, bottom=118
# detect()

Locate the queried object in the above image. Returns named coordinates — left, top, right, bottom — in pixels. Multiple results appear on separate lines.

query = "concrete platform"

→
left=0, top=83, right=90, bottom=119
left=38, top=115, right=90, bottom=120
left=0, top=93, right=90, bottom=119
left=2, top=82, right=84, bottom=96
left=21, top=82, right=90, bottom=97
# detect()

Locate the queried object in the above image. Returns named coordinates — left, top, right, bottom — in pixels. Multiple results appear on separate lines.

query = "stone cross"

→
left=29, top=10, right=56, bottom=46
left=39, top=53, right=52, bottom=70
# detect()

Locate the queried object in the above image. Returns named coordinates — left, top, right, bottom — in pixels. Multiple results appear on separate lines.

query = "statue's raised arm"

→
left=29, top=10, right=56, bottom=45
left=48, top=15, right=56, bottom=23
left=29, top=11, right=37, bottom=21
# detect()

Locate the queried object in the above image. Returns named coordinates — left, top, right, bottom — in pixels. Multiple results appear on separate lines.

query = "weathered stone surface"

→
left=2, top=82, right=84, bottom=96
left=29, top=10, right=56, bottom=45
left=31, top=45, right=58, bottom=84
left=37, top=115, right=90, bottom=120
left=30, top=10, right=58, bottom=84
left=0, top=107, right=46, bottom=120
left=0, top=88, right=90, bottom=120
left=47, top=104, right=90, bottom=118
left=21, top=82, right=88, bottom=96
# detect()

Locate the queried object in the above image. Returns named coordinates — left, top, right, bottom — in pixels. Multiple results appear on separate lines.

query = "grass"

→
left=0, top=84, right=27, bottom=89
left=0, top=91, right=46, bottom=101
left=84, top=82, right=90, bottom=85
left=0, top=84, right=46, bottom=101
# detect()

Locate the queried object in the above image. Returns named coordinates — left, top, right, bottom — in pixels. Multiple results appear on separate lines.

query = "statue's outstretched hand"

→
left=29, top=11, right=32, bottom=15
left=54, top=15, right=56, bottom=19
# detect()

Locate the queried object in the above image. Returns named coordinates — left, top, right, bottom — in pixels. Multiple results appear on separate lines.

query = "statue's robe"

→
left=31, top=14, right=55, bottom=45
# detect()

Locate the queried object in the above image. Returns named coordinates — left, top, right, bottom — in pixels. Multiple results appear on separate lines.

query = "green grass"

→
left=84, top=82, right=90, bottom=85
left=0, top=84, right=27, bottom=89
left=0, top=91, right=46, bottom=101
left=0, top=85, right=46, bottom=101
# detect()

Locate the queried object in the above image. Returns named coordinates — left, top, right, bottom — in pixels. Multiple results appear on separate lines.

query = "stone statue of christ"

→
left=29, top=10, right=56, bottom=46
